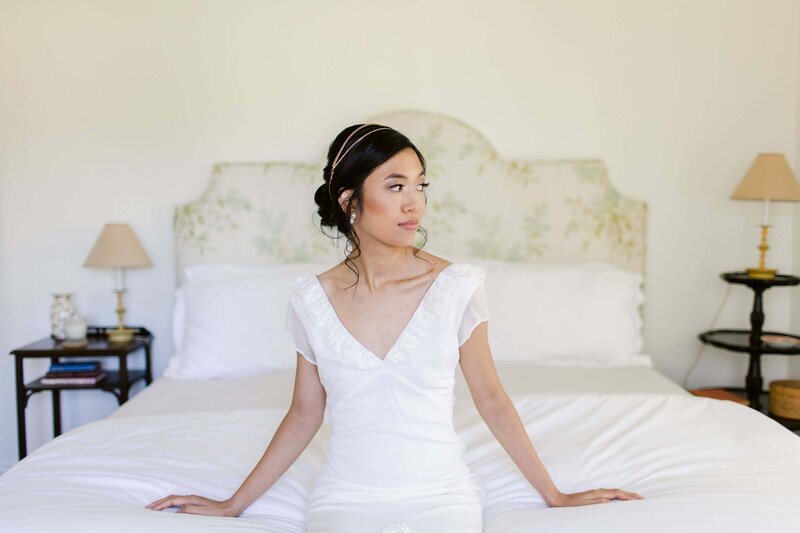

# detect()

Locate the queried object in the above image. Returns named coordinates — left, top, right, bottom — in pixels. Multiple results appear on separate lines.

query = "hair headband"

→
left=327, top=124, right=391, bottom=200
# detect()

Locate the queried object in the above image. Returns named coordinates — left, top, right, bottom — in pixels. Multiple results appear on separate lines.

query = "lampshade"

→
left=83, top=223, right=153, bottom=269
left=730, top=153, right=800, bottom=201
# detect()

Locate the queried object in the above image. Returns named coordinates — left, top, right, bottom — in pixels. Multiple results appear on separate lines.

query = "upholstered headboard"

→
left=174, top=110, right=646, bottom=285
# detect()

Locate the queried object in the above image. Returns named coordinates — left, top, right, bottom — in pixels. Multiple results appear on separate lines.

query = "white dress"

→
left=283, top=263, right=489, bottom=533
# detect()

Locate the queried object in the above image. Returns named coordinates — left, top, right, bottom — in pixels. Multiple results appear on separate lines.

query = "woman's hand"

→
left=547, top=488, right=643, bottom=507
left=145, top=494, right=241, bottom=517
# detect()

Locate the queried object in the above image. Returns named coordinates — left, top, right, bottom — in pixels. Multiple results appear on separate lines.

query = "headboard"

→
left=174, top=110, right=647, bottom=285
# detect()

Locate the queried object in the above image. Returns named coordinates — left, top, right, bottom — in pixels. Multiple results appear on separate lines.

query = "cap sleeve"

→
left=284, top=298, right=317, bottom=365
left=458, top=274, right=489, bottom=347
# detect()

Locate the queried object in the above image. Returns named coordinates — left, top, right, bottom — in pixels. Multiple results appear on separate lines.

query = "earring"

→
left=349, top=211, right=356, bottom=224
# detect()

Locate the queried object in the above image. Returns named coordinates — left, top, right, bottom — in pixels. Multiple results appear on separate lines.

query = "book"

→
left=690, top=388, right=749, bottom=405
left=44, top=369, right=104, bottom=379
left=48, top=362, right=101, bottom=373
left=41, top=372, right=107, bottom=386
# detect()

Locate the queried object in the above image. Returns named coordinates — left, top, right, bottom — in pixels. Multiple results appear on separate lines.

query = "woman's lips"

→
left=399, top=222, right=418, bottom=230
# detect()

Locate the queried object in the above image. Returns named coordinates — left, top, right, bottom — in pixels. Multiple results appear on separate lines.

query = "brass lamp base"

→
left=107, top=288, right=135, bottom=343
left=745, top=267, right=777, bottom=280
left=108, top=327, right=135, bottom=343
left=745, top=224, right=777, bottom=280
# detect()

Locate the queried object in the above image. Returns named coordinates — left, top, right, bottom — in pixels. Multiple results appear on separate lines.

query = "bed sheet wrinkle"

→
left=476, top=394, right=800, bottom=531
left=7, top=367, right=799, bottom=531
left=2, top=389, right=800, bottom=531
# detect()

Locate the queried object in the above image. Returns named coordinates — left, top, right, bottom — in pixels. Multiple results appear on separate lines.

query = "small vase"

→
left=50, top=293, right=77, bottom=340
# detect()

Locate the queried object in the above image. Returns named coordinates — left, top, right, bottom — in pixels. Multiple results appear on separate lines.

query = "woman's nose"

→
left=403, top=189, right=423, bottom=212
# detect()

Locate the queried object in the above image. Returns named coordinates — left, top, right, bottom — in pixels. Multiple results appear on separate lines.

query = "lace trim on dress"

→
left=294, top=263, right=484, bottom=371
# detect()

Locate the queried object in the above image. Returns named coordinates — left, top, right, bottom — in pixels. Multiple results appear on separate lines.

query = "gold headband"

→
left=328, top=124, right=391, bottom=200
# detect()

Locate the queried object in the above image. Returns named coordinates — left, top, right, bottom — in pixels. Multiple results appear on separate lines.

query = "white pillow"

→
left=165, top=262, right=332, bottom=380
left=172, top=285, right=186, bottom=353
left=172, top=262, right=326, bottom=356
left=445, top=256, right=648, bottom=368
left=184, top=263, right=279, bottom=283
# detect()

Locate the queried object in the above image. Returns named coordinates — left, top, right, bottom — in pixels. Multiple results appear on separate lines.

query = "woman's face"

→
left=342, top=147, right=428, bottom=248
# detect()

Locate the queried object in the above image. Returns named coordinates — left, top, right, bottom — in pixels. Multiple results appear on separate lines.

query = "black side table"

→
left=698, top=272, right=800, bottom=411
left=9, top=325, right=154, bottom=459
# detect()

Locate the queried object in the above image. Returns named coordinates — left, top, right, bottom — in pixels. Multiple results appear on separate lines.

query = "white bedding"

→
left=109, top=365, right=688, bottom=419
left=1, top=390, right=798, bottom=532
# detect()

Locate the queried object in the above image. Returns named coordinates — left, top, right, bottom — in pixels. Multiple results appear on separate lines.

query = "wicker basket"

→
left=769, top=380, right=800, bottom=419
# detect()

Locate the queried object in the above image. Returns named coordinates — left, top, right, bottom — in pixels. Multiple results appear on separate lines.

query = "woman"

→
left=147, top=123, right=642, bottom=531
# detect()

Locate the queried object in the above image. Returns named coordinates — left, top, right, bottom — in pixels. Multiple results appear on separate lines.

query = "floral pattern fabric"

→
left=174, top=110, right=646, bottom=285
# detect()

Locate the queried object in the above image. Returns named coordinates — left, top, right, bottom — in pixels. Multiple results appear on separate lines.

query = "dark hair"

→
left=314, top=124, right=429, bottom=288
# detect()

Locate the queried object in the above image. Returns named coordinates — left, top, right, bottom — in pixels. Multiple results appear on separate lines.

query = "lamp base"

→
left=107, top=328, right=135, bottom=343
left=746, top=267, right=778, bottom=280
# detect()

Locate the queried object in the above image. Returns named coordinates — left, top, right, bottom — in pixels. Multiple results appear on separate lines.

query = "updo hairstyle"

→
left=313, top=123, right=429, bottom=287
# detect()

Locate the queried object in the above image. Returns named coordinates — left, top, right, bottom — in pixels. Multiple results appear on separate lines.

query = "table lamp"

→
left=83, top=223, right=153, bottom=342
left=730, top=153, right=800, bottom=279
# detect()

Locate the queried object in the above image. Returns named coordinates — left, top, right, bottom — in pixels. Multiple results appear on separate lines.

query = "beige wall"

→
left=1, top=0, right=800, bottom=471
left=793, top=22, right=800, bottom=377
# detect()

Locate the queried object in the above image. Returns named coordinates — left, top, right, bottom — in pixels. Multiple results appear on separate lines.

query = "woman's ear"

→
left=338, top=189, right=355, bottom=214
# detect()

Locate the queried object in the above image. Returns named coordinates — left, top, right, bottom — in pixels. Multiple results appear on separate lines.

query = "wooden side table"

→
left=698, top=272, right=800, bottom=411
left=9, top=325, right=154, bottom=459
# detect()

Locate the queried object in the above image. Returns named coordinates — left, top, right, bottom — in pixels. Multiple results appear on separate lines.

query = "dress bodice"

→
left=283, top=263, right=488, bottom=496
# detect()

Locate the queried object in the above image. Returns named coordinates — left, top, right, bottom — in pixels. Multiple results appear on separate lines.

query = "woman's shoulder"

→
left=288, top=262, right=342, bottom=291
left=313, top=262, right=352, bottom=297
left=306, top=253, right=484, bottom=291
left=417, top=251, right=450, bottom=267
left=287, top=267, right=328, bottom=302
left=445, top=263, right=486, bottom=284
left=408, top=251, right=483, bottom=281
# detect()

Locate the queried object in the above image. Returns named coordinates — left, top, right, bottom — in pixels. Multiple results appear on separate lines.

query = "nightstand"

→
left=698, top=272, right=800, bottom=412
left=9, top=325, right=153, bottom=459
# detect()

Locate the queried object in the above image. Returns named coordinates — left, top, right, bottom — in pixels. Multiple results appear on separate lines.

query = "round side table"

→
left=698, top=272, right=800, bottom=411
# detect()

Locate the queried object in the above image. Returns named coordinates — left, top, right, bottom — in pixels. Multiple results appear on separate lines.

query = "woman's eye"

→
left=390, top=182, right=430, bottom=192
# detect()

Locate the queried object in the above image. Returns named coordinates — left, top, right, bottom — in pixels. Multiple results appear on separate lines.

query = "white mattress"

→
left=110, top=365, right=688, bottom=419
left=2, top=382, right=798, bottom=532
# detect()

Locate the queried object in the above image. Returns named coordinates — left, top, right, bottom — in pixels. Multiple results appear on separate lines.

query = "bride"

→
left=147, top=123, right=642, bottom=532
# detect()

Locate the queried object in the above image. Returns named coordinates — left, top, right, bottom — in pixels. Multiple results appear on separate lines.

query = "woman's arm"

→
left=458, top=322, right=642, bottom=507
left=146, top=353, right=327, bottom=516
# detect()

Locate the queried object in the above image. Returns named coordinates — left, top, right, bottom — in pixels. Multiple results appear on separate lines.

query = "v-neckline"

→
left=312, top=263, right=456, bottom=364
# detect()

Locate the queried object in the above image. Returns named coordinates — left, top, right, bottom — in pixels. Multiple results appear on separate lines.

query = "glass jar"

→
left=50, top=293, right=77, bottom=340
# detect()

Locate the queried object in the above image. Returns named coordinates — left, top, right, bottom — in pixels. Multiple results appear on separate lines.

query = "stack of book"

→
left=41, top=361, right=106, bottom=386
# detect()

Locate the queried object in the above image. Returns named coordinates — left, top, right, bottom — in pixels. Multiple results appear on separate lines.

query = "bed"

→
left=1, top=110, right=799, bottom=532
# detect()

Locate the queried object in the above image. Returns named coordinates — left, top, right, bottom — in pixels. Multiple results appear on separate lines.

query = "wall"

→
left=793, top=21, right=800, bottom=376
left=1, top=0, right=799, bottom=472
